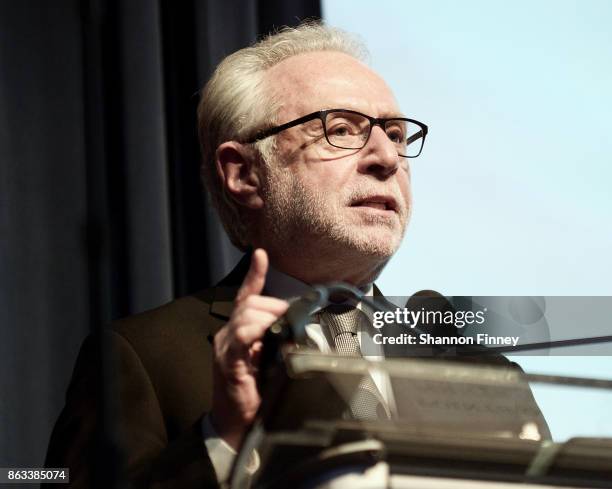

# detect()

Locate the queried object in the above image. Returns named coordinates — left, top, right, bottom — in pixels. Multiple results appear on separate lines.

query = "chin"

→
left=343, top=210, right=407, bottom=251
left=345, top=228, right=403, bottom=258
left=357, top=240, right=400, bottom=258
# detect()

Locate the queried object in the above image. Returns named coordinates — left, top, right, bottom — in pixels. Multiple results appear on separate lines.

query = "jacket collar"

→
left=209, top=251, right=253, bottom=322
left=208, top=251, right=387, bottom=322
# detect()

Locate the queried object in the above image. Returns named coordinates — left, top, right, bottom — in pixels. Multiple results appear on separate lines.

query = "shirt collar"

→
left=263, top=264, right=373, bottom=303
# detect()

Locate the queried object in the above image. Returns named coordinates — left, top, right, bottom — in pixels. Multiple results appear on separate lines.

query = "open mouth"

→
left=350, top=196, right=398, bottom=212
left=358, top=202, right=389, bottom=211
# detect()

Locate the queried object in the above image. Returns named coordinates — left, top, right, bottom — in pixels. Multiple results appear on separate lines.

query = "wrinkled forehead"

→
left=263, top=51, right=401, bottom=121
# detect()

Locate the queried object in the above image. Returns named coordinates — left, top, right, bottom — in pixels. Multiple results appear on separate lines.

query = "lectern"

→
left=230, top=351, right=612, bottom=489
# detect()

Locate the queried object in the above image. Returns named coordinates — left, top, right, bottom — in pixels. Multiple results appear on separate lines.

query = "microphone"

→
left=405, top=289, right=457, bottom=339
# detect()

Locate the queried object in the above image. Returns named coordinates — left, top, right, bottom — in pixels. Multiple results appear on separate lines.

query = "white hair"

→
left=197, top=21, right=369, bottom=251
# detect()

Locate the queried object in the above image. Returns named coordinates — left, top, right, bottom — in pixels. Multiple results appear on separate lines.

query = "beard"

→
left=260, top=162, right=411, bottom=262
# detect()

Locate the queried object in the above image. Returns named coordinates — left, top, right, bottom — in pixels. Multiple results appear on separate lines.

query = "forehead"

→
left=264, top=51, right=400, bottom=120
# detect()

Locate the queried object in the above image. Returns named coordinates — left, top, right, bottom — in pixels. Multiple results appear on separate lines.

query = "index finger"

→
left=235, top=248, right=268, bottom=303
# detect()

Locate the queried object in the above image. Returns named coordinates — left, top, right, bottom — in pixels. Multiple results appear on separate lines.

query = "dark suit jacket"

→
left=46, top=254, right=550, bottom=488
left=45, top=255, right=254, bottom=489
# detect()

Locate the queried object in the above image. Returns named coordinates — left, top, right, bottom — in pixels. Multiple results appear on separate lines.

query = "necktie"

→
left=319, top=304, right=390, bottom=420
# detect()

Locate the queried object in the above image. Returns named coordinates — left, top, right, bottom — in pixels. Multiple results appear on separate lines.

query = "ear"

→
left=215, top=141, right=264, bottom=209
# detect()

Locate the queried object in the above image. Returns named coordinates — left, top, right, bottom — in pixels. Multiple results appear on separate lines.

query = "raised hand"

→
left=210, top=249, right=289, bottom=450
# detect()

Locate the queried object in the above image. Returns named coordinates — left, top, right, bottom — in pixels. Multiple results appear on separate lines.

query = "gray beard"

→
left=260, top=164, right=408, bottom=262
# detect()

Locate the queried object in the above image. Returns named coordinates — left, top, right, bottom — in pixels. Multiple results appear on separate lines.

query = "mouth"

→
left=349, top=195, right=398, bottom=213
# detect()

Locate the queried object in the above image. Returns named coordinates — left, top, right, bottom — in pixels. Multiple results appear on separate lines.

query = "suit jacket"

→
left=46, top=253, right=550, bottom=488
left=45, top=254, right=255, bottom=489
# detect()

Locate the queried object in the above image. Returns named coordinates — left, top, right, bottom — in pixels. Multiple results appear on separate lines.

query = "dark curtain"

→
left=0, top=0, right=320, bottom=469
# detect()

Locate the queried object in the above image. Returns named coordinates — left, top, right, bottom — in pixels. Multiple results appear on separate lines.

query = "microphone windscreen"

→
left=405, top=290, right=457, bottom=338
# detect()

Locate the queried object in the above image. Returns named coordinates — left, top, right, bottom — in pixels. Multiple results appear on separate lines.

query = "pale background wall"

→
left=323, top=0, right=612, bottom=442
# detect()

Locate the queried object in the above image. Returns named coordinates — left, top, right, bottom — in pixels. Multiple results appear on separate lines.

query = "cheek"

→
left=398, top=171, right=412, bottom=204
left=294, top=159, right=352, bottom=192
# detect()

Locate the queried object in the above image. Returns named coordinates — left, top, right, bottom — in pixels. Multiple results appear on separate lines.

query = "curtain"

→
left=0, top=0, right=320, bottom=469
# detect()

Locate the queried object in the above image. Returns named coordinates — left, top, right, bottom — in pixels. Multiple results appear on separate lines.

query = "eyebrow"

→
left=320, top=107, right=407, bottom=119
left=382, top=111, right=407, bottom=119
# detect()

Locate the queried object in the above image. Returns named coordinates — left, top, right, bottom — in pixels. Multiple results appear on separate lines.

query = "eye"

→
left=326, top=113, right=365, bottom=137
left=329, top=124, right=352, bottom=137
left=387, top=131, right=402, bottom=143
left=385, top=122, right=407, bottom=143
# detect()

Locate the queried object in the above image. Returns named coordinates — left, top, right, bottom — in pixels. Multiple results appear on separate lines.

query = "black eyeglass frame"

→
left=244, top=108, right=429, bottom=158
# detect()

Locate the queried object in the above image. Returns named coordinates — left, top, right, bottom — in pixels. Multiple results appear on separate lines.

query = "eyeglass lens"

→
left=324, top=111, right=424, bottom=157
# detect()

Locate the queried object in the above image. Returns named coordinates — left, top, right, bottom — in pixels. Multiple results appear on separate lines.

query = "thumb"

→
left=235, top=248, right=269, bottom=302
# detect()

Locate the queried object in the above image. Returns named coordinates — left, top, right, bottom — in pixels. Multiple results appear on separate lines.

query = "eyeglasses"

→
left=245, top=108, right=428, bottom=158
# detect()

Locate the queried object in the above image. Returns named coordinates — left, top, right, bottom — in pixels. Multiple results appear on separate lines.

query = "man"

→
left=198, top=19, right=419, bottom=455
left=46, top=22, right=538, bottom=489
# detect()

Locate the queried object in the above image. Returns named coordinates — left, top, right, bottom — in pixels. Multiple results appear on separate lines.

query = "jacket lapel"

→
left=208, top=251, right=253, bottom=335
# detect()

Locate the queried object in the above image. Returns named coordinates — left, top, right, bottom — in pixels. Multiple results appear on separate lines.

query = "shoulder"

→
left=108, top=287, right=227, bottom=370
left=113, top=288, right=219, bottom=341
left=99, top=287, right=231, bottom=421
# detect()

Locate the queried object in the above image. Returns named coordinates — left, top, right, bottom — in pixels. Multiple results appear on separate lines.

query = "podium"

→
left=230, top=350, right=612, bottom=489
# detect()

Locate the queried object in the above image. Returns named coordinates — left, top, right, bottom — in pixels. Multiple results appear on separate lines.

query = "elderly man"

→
left=46, top=23, right=427, bottom=488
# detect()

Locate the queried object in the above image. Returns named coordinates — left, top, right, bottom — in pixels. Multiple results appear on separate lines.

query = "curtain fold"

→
left=0, top=0, right=320, bottom=469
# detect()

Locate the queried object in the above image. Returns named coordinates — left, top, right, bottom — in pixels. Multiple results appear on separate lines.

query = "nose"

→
left=357, top=125, right=400, bottom=179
